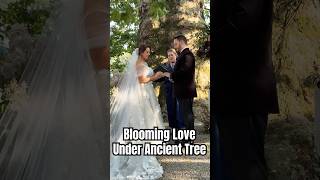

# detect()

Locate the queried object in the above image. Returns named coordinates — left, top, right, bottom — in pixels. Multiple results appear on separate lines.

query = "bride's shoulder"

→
left=136, top=61, right=147, bottom=68
left=136, top=61, right=148, bottom=75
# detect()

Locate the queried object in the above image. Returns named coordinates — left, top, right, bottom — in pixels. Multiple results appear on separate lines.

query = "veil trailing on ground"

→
left=110, top=49, right=145, bottom=143
left=110, top=49, right=164, bottom=179
left=0, top=0, right=108, bottom=179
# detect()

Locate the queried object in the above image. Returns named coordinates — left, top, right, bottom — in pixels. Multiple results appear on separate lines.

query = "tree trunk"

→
left=138, top=0, right=206, bottom=65
left=138, top=0, right=209, bottom=124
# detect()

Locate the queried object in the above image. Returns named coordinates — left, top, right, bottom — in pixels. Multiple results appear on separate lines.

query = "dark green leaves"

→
left=149, top=0, right=168, bottom=20
left=0, top=0, right=51, bottom=38
left=110, top=0, right=169, bottom=70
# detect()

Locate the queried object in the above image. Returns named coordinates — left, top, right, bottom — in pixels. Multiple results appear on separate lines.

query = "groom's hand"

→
left=163, top=72, right=174, bottom=82
left=163, top=72, right=171, bottom=78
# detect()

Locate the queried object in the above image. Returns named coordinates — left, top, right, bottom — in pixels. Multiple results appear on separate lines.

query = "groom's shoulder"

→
left=184, top=49, right=195, bottom=59
left=180, top=48, right=194, bottom=57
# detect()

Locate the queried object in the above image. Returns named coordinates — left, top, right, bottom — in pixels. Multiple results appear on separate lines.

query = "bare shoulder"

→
left=136, top=62, right=145, bottom=68
left=136, top=62, right=147, bottom=75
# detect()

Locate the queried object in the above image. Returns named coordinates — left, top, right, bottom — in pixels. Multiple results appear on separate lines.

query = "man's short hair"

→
left=174, top=35, right=188, bottom=45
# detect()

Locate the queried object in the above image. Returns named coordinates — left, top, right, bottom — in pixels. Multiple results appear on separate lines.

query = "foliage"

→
left=0, top=0, right=52, bottom=40
left=110, top=0, right=169, bottom=71
left=196, top=0, right=210, bottom=48
left=110, top=0, right=140, bottom=60
left=0, top=0, right=52, bottom=115
left=201, top=0, right=210, bottom=29
left=148, top=0, right=168, bottom=20
left=110, top=53, right=131, bottom=73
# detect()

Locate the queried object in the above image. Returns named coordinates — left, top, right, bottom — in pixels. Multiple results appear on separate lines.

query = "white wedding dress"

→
left=0, top=0, right=108, bottom=179
left=110, top=50, right=164, bottom=179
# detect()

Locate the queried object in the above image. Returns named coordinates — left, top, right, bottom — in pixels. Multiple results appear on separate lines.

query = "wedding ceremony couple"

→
left=0, top=0, right=199, bottom=178
left=110, top=34, right=197, bottom=179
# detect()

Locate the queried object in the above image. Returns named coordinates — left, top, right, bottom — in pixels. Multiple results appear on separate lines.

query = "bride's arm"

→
left=138, top=72, right=163, bottom=83
left=84, top=0, right=108, bottom=70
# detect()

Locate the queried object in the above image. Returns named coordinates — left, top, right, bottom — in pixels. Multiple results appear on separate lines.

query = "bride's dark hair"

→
left=138, top=44, right=151, bottom=55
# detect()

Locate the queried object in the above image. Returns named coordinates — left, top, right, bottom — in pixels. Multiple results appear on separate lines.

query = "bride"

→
left=110, top=45, right=165, bottom=179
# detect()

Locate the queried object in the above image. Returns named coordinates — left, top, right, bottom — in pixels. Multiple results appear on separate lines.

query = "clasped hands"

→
left=155, top=71, right=171, bottom=78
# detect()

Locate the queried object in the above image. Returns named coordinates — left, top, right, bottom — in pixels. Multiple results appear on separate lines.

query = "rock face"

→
left=272, top=0, right=320, bottom=119
left=137, top=0, right=210, bottom=125
left=266, top=0, right=320, bottom=178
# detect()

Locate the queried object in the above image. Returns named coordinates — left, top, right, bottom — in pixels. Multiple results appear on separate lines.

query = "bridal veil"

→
left=0, top=0, right=108, bottom=179
left=110, top=49, right=164, bottom=179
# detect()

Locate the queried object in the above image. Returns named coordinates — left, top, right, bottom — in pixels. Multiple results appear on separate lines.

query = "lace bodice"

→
left=145, top=64, right=154, bottom=77
left=137, top=62, right=154, bottom=77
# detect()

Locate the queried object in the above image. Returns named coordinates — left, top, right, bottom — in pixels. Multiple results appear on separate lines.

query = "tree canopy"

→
left=110, top=0, right=210, bottom=72
left=0, top=0, right=52, bottom=41
left=110, top=0, right=170, bottom=56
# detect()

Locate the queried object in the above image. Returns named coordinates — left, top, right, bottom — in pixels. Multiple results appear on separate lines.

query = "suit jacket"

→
left=212, top=0, right=279, bottom=114
left=171, top=48, right=197, bottom=99
left=154, top=62, right=174, bottom=83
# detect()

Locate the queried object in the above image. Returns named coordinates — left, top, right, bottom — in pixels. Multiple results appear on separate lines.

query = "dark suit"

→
left=171, top=48, right=197, bottom=129
left=212, top=0, right=279, bottom=179
left=154, top=63, right=177, bottom=128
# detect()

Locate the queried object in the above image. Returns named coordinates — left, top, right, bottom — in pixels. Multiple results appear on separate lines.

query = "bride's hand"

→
left=155, top=71, right=163, bottom=78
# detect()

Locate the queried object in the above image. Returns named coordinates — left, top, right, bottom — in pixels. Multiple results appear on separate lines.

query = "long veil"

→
left=0, top=0, right=108, bottom=179
left=110, top=49, right=164, bottom=179
left=110, top=49, right=144, bottom=143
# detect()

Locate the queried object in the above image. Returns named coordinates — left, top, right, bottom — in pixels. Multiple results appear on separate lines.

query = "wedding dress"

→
left=110, top=49, right=164, bottom=179
left=0, top=0, right=108, bottom=179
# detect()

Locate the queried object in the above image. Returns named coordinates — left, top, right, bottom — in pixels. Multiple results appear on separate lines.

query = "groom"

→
left=165, top=35, right=197, bottom=133
left=212, top=0, right=279, bottom=179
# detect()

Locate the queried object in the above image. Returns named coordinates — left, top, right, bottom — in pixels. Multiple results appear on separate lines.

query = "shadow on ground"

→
left=266, top=116, right=320, bottom=180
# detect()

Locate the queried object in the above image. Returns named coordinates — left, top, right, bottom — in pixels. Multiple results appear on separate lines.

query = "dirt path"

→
left=158, top=121, right=210, bottom=180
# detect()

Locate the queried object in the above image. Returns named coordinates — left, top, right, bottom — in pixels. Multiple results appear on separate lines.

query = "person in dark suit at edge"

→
left=212, top=0, right=280, bottom=179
